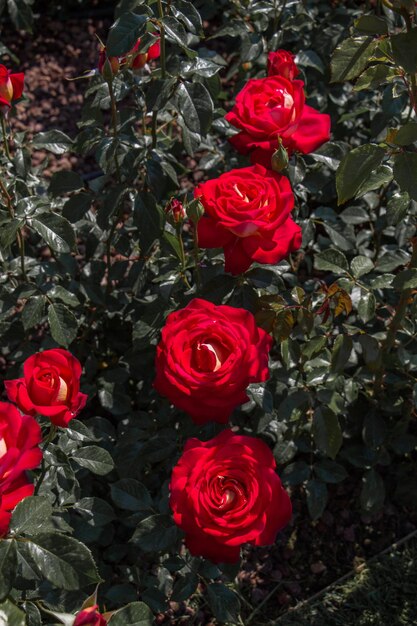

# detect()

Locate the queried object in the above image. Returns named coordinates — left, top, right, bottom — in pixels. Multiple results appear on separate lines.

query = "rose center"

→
left=212, top=475, right=247, bottom=513
left=233, top=184, right=250, bottom=203
left=191, top=339, right=229, bottom=373
left=35, top=368, right=69, bottom=402
left=0, top=438, right=7, bottom=459
left=266, top=88, right=294, bottom=111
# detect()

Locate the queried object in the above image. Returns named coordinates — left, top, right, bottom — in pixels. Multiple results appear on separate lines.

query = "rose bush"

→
left=195, top=163, right=301, bottom=274
left=170, top=429, right=292, bottom=562
left=5, top=348, right=88, bottom=427
left=154, top=298, right=272, bottom=423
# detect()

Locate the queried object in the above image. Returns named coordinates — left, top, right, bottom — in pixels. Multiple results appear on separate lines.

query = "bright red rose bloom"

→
left=267, top=49, right=299, bottom=80
left=154, top=298, right=272, bottom=424
left=0, top=402, right=42, bottom=537
left=195, top=164, right=301, bottom=274
left=0, top=65, right=24, bottom=112
left=5, top=349, right=88, bottom=428
left=74, top=606, right=107, bottom=626
left=170, top=429, right=292, bottom=563
left=225, top=75, right=330, bottom=166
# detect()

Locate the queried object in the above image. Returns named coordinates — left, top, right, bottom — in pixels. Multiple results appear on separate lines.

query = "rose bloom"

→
left=74, top=606, right=107, bottom=626
left=0, top=402, right=42, bottom=537
left=5, top=348, right=88, bottom=428
left=267, top=49, right=299, bottom=80
left=225, top=74, right=330, bottom=166
left=195, top=164, right=301, bottom=275
left=154, top=298, right=272, bottom=424
left=128, top=37, right=160, bottom=70
left=170, top=429, right=292, bottom=563
left=0, top=65, right=24, bottom=113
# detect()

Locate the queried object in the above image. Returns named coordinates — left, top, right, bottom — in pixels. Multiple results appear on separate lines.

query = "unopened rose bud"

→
left=242, top=62, right=252, bottom=71
left=102, top=58, right=118, bottom=82
left=186, top=197, right=205, bottom=223
left=165, top=198, right=186, bottom=225
left=98, top=45, right=120, bottom=78
left=271, top=137, right=289, bottom=172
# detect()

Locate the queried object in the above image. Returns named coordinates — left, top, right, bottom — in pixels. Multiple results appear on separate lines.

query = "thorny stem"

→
left=34, top=425, right=58, bottom=495
left=374, top=238, right=417, bottom=395
left=401, top=8, right=417, bottom=117
left=0, top=176, right=27, bottom=281
left=193, top=224, right=201, bottom=292
left=176, top=223, right=192, bottom=289
left=157, top=0, right=166, bottom=80
left=0, top=114, right=11, bottom=161
left=105, top=75, right=123, bottom=294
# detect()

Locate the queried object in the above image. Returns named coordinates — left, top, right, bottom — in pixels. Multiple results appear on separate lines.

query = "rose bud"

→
left=267, top=49, right=299, bottom=80
left=0, top=65, right=24, bottom=114
left=98, top=45, right=120, bottom=77
left=74, top=606, right=107, bottom=626
left=170, top=429, right=292, bottom=563
left=127, top=37, right=160, bottom=70
left=271, top=136, right=289, bottom=173
left=0, top=402, right=42, bottom=537
left=165, top=198, right=185, bottom=225
left=5, top=348, right=88, bottom=428
left=154, top=298, right=272, bottom=424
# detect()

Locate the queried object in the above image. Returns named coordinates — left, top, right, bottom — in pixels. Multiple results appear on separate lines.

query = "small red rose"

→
left=0, top=65, right=24, bottom=113
left=170, top=429, right=292, bottom=563
left=195, top=163, right=301, bottom=274
left=128, top=37, right=161, bottom=70
left=267, top=49, right=299, bottom=80
left=74, top=606, right=107, bottom=626
left=5, top=348, right=87, bottom=428
left=154, top=298, right=272, bottom=424
left=97, top=45, right=120, bottom=76
left=0, top=402, right=42, bottom=537
left=225, top=74, right=330, bottom=166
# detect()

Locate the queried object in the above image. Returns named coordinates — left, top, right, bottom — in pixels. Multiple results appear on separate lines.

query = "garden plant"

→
left=0, top=0, right=417, bottom=624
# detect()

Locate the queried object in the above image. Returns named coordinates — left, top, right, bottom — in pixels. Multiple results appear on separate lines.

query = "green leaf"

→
left=163, top=16, right=197, bottom=57
left=363, top=413, right=386, bottom=449
left=111, top=479, right=152, bottom=511
left=106, top=11, right=147, bottom=56
left=75, top=497, right=116, bottom=527
left=62, top=192, right=93, bottom=223
left=0, top=218, right=24, bottom=249
left=107, top=602, right=153, bottom=626
left=336, top=144, right=386, bottom=204
left=392, top=268, right=417, bottom=290
left=358, top=334, right=381, bottom=370
left=25, top=532, right=100, bottom=590
left=31, top=212, right=76, bottom=253
left=11, top=496, right=52, bottom=535
left=281, top=461, right=311, bottom=486
left=331, top=36, right=376, bottom=82
left=32, top=130, right=73, bottom=155
left=314, top=460, right=347, bottom=484
left=176, top=81, right=213, bottom=135
left=360, top=468, right=385, bottom=513
left=49, top=171, right=84, bottom=196
left=313, top=408, right=343, bottom=459
left=171, top=0, right=202, bottom=35
left=351, top=255, right=374, bottom=278
left=394, top=122, right=417, bottom=146
left=0, top=540, right=17, bottom=600
left=386, top=193, right=410, bottom=226
left=207, top=583, right=241, bottom=623
left=357, top=291, right=376, bottom=323
left=393, top=152, right=417, bottom=201
left=71, top=446, right=114, bottom=475
left=354, top=64, right=397, bottom=91
left=130, top=515, right=181, bottom=552
left=7, top=0, right=33, bottom=31
left=171, top=572, right=199, bottom=602
left=354, top=14, right=388, bottom=35
left=331, top=334, right=353, bottom=373
left=22, top=296, right=45, bottom=331
left=391, top=28, right=417, bottom=74
left=134, top=192, right=164, bottom=253
left=305, top=479, right=328, bottom=520
left=314, top=248, right=349, bottom=274
left=48, top=302, right=78, bottom=347
left=0, top=598, right=25, bottom=626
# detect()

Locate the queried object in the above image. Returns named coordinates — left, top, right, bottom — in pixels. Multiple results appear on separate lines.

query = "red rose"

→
left=74, top=606, right=107, bottom=626
left=165, top=198, right=185, bottom=224
left=225, top=75, right=330, bottom=166
left=0, top=65, right=24, bottom=112
left=129, top=37, right=160, bottom=70
left=267, top=49, right=299, bottom=80
left=170, top=429, right=292, bottom=563
left=5, top=349, right=88, bottom=428
left=97, top=45, right=120, bottom=76
left=154, top=298, right=272, bottom=424
left=0, top=402, right=42, bottom=537
left=195, top=164, right=301, bottom=274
